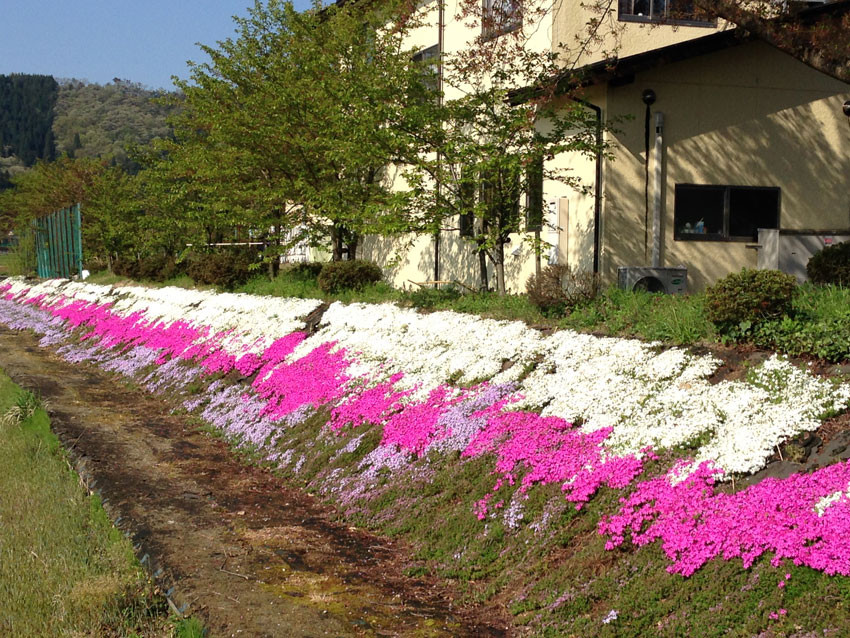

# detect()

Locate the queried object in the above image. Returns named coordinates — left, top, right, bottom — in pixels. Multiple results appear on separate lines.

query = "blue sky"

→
left=0, top=0, right=313, bottom=90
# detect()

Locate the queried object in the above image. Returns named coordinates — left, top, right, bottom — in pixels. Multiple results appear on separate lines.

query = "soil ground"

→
left=0, top=328, right=510, bottom=638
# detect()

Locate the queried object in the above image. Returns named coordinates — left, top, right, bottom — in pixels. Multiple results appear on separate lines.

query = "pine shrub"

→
left=316, top=259, right=383, bottom=293
left=806, top=241, right=850, bottom=286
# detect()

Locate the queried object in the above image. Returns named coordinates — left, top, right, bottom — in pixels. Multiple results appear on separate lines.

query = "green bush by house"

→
left=807, top=241, right=850, bottom=286
left=704, top=268, right=797, bottom=338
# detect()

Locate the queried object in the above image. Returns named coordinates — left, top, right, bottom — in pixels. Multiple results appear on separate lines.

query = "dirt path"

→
left=0, top=329, right=510, bottom=638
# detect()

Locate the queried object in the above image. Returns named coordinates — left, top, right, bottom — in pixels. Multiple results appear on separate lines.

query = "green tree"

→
left=0, top=156, right=142, bottom=270
left=150, top=0, right=434, bottom=266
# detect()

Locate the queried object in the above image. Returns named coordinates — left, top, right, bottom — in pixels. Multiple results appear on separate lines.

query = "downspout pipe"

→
left=571, top=97, right=603, bottom=274
left=434, top=0, right=445, bottom=286
left=651, top=111, right=664, bottom=267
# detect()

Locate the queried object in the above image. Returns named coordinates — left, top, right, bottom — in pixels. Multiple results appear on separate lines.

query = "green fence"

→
left=33, top=204, right=83, bottom=279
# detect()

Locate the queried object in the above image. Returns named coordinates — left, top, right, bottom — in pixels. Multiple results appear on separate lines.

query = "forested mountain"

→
left=0, top=74, right=58, bottom=174
left=52, top=78, right=180, bottom=169
left=0, top=75, right=179, bottom=190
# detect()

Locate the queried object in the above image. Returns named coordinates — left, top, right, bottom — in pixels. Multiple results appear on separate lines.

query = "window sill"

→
left=674, top=234, right=761, bottom=242
left=618, top=14, right=717, bottom=28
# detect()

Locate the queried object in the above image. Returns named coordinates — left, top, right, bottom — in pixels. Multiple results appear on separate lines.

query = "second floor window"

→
left=482, top=0, right=522, bottom=39
left=412, top=44, right=440, bottom=94
left=618, top=0, right=715, bottom=26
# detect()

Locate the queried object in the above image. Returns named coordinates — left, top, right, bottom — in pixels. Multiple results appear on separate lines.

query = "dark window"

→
left=618, top=0, right=715, bottom=26
left=412, top=44, right=440, bottom=94
left=482, top=0, right=522, bottom=39
left=459, top=165, right=476, bottom=238
left=525, top=155, right=544, bottom=232
left=674, top=184, right=780, bottom=242
left=480, top=165, right=520, bottom=221
left=459, top=211, right=474, bottom=237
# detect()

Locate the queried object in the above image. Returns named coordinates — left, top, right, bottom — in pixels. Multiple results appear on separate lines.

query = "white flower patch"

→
left=692, top=358, right=850, bottom=475
left=4, top=278, right=322, bottom=358
left=815, top=483, right=850, bottom=516
left=289, top=301, right=544, bottom=394
left=519, top=333, right=849, bottom=476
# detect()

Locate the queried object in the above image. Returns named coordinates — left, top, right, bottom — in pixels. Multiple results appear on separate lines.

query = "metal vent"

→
left=618, top=266, right=688, bottom=294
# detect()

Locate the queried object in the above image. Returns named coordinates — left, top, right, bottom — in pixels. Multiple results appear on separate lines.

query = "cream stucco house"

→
left=361, top=0, right=850, bottom=292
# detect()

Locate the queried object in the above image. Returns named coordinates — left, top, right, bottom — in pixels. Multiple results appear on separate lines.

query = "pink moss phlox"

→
left=599, top=459, right=850, bottom=577
left=253, top=341, right=350, bottom=420
left=231, top=332, right=309, bottom=382
left=39, top=295, right=307, bottom=379
left=328, top=372, right=412, bottom=432
left=465, top=407, right=646, bottom=519
left=380, top=385, right=468, bottom=457
left=235, top=352, right=262, bottom=376
left=22, top=292, right=49, bottom=308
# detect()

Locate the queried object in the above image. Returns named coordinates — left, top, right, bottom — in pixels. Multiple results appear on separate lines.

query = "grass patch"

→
left=0, top=251, right=16, bottom=275
left=0, top=369, right=200, bottom=637
left=79, top=266, right=850, bottom=363
left=562, top=286, right=714, bottom=344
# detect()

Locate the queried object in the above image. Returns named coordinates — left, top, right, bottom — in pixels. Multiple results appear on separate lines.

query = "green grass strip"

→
left=0, top=369, right=203, bottom=637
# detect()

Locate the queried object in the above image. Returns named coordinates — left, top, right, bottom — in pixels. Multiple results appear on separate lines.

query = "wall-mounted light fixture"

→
left=843, top=99, right=850, bottom=117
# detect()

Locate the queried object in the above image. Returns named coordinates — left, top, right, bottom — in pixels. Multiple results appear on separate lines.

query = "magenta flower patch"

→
left=464, top=406, right=647, bottom=517
left=599, top=459, right=850, bottom=576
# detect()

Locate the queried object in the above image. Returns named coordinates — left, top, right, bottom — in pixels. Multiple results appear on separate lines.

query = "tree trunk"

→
left=494, top=241, right=506, bottom=296
left=346, top=235, right=358, bottom=261
left=331, top=225, right=344, bottom=262
left=477, top=244, right=489, bottom=292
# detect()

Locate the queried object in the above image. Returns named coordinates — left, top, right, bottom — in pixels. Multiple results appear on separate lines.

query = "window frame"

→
left=525, top=155, right=544, bottom=232
left=411, top=44, right=440, bottom=94
left=482, top=0, right=522, bottom=40
left=673, top=183, right=781, bottom=243
left=618, top=0, right=716, bottom=28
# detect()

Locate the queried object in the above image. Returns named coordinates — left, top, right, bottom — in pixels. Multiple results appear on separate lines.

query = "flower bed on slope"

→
left=2, top=277, right=850, bottom=588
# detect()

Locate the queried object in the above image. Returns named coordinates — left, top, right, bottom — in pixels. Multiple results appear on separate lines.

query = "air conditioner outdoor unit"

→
left=618, top=266, right=687, bottom=294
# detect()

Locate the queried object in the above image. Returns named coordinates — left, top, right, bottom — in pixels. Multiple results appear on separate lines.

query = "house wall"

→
left=552, top=0, right=726, bottom=68
left=361, top=85, right=604, bottom=293
left=600, top=41, right=850, bottom=290
left=364, top=0, right=573, bottom=293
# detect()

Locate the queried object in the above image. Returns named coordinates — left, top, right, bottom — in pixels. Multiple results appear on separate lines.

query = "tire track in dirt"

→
left=0, top=330, right=510, bottom=638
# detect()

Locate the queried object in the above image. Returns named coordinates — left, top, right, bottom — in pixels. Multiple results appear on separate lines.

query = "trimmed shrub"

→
left=112, top=255, right=183, bottom=282
left=807, top=241, right=850, bottom=286
left=704, top=268, right=797, bottom=336
left=186, top=250, right=255, bottom=290
left=282, top=261, right=324, bottom=281
left=526, top=265, right=599, bottom=317
left=136, top=255, right=182, bottom=282
left=316, top=259, right=383, bottom=293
